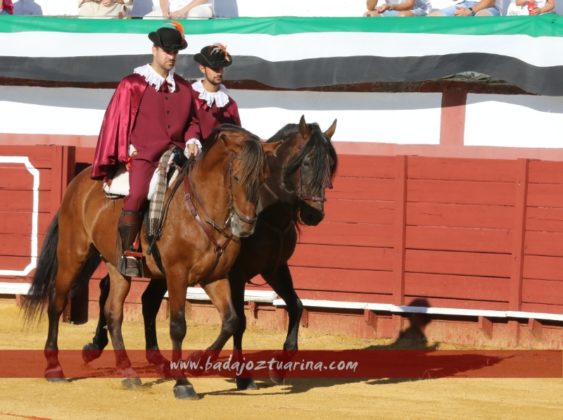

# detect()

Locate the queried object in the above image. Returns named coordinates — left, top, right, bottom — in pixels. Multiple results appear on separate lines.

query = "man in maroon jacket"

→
left=188, top=43, right=241, bottom=153
left=91, top=22, right=200, bottom=277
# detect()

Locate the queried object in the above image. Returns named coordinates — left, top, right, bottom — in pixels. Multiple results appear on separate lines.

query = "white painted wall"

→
left=0, top=86, right=442, bottom=144
left=464, top=94, right=563, bottom=148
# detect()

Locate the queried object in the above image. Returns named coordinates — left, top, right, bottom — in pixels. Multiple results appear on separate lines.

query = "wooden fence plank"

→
left=404, top=273, right=510, bottom=302
left=408, top=157, right=518, bottom=182
left=405, top=249, right=512, bottom=278
left=290, top=244, right=394, bottom=271
left=406, top=226, right=511, bottom=253
left=407, top=203, right=514, bottom=229
left=299, top=222, right=394, bottom=248
left=408, top=179, right=515, bottom=206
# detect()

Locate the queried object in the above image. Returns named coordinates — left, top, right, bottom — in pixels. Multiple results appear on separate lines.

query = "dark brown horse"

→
left=84, top=116, right=338, bottom=389
left=23, top=125, right=279, bottom=399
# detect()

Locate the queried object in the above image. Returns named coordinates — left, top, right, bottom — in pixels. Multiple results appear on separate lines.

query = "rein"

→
left=184, top=169, right=235, bottom=257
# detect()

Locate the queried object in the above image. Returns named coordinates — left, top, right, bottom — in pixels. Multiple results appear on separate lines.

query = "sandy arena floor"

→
left=0, top=300, right=562, bottom=420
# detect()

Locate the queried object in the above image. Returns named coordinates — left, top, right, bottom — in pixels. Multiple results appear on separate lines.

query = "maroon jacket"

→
left=187, top=84, right=241, bottom=141
left=91, top=72, right=198, bottom=180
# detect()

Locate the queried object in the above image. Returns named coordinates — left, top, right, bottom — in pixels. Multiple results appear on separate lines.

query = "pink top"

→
left=1, top=0, right=14, bottom=14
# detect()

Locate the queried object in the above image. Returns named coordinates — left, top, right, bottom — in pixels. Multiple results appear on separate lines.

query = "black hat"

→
left=194, top=44, right=233, bottom=68
left=148, top=22, right=187, bottom=51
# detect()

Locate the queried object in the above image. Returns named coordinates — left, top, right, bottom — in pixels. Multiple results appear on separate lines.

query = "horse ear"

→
left=324, top=119, right=337, bottom=140
left=262, top=140, right=281, bottom=157
left=299, top=115, right=309, bottom=137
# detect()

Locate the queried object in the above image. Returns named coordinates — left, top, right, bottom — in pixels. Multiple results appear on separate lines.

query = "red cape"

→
left=91, top=74, right=147, bottom=180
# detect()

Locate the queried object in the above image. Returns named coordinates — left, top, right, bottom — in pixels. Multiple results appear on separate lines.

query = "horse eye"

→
left=233, top=175, right=241, bottom=182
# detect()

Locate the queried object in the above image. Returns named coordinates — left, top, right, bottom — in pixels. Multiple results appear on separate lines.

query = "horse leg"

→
left=142, top=278, right=168, bottom=368
left=104, top=265, right=141, bottom=389
left=44, top=221, right=95, bottom=381
left=262, top=262, right=303, bottom=384
left=202, top=278, right=240, bottom=352
left=167, top=279, right=199, bottom=400
left=264, top=263, right=302, bottom=351
left=82, top=274, right=110, bottom=363
left=229, top=272, right=257, bottom=390
left=44, top=267, right=75, bottom=381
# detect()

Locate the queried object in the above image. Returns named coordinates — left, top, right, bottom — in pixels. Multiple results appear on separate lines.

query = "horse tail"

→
left=22, top=212, right=61, bottom=324
left=22, top=212, right=101, bottom=324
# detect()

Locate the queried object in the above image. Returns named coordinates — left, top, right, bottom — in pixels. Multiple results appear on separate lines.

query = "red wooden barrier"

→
left=2, top=145, right=563, bottom=345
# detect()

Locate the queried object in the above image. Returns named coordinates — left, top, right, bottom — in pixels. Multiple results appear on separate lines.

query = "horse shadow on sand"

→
left=67, top=299, right=507, bottom=398
left=196, top=299, right=508, bottom=398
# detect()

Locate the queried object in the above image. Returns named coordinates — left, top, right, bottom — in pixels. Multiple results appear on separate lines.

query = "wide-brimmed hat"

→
left=194, top=44, right=232, bottom=68
left=148, top=22, right=187, bottom=51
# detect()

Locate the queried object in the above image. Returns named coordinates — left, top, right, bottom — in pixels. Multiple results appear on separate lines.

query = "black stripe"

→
left=0, top=54, right=561, bottom=95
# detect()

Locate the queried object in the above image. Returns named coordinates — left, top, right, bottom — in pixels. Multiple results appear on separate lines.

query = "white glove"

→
left=184, top=138, right=202, bottom=158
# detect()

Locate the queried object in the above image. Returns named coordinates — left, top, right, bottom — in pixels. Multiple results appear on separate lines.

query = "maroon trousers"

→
left=122, top=158, right=157, bottom=212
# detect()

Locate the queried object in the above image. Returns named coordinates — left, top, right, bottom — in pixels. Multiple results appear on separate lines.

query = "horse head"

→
left=267, top=116, right=338, bottom=226
left=200, top=125, right=279, bottom=238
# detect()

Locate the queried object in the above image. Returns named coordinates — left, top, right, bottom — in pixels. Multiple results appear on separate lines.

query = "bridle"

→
left=183, top=145, right=258, bottom=258
left=292, top=131, right=333, bottom=205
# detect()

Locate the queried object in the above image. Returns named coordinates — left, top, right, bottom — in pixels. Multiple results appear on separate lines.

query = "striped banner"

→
left=1, top=15, right=562, bottom=95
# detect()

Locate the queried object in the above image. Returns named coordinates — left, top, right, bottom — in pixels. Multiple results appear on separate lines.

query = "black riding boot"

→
left=117, top=210, right=144, bottom=277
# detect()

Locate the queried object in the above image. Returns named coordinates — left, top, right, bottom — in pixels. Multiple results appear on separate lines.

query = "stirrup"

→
left=118, top=254, right=144, bottom=278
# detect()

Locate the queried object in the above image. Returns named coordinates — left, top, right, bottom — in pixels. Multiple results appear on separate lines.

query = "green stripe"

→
left=0, top=15, right=562, bottom=37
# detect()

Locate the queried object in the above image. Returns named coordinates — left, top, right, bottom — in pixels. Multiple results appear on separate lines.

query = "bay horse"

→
left=23, top=125, right=279, bottom=399
left=84, top=116, right=338, bottom=390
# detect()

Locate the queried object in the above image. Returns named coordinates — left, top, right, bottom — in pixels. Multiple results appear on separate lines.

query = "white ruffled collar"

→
left=192, top=80, right=230, bottom=108
left=134, top=64, right=176, bottom=92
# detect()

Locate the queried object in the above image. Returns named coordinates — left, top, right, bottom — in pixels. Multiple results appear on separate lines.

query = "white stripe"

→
left=0, top=157, right=39, bottom=277
left=163, top=287, right=277, bottom=302
left=273, top=298, right=563, bottom=322
left=0, top=86, right=442, bottom=144
left=1, top=32, right=562, bottom=67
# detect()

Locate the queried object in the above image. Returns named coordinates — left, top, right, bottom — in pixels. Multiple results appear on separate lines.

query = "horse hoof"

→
left=45, top=366, right=66, bottom=382
left=82, top=343, right=104, bottom=363
left=173, top=384, right=199, bottom=400
left=236, top=377, right=258, bottom=390
left=269, top=370, right=285, bottom=385
left=121, top=377, right=143, bottom=389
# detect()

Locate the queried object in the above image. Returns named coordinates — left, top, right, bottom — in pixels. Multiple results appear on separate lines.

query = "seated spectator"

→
left=428, top=0, right=499, bottom=15
left=364, top=0, right=431, bottom=15
left=506, top=0, right=555, bottom=14
left=78, top=0, right=133, bottom=18
left=1, top=0, right=14, bottom=14
left=145, top=0, right=213, bottom=18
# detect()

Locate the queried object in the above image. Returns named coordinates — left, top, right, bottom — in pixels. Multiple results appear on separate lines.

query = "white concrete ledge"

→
left=0, top=282, right=31, bottom=295
left=3, top=282, right=563, bottom=323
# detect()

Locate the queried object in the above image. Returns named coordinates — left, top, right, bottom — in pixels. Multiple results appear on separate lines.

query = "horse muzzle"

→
left=230, top=212, right=257, bottom=238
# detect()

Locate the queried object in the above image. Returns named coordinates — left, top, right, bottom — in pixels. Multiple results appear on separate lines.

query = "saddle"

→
left=103, top=148, right=187, bottom=242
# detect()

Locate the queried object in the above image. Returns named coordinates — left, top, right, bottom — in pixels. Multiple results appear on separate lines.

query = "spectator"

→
left=1, top=0, right=14, bottom=14
left=506, top=0, right=555, bottom=14
left=78, top=0, right=133, bottom=18
left=364, top=0, right=431, bottom=16
left=428, top=0, right=500, bottom=15
left=145, top=0, right=213, bottom=18
left=190, top=44, right=241, bottom=141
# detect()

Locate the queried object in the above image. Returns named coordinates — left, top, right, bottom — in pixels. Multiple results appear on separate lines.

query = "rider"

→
left=189, top=44, right=241, bottom=142
left=91, top=22, right=201, bottom=277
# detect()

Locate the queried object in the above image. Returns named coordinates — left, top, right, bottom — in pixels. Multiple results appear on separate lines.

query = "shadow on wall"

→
left=390, top=298, right=434, bottom=349
left=13, top=0, right=43, bottom=15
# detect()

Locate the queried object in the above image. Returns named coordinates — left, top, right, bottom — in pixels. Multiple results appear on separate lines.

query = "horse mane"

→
left=205, top=124, right=265, bottom=203
left=268, top=122, right=338, bottom=192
